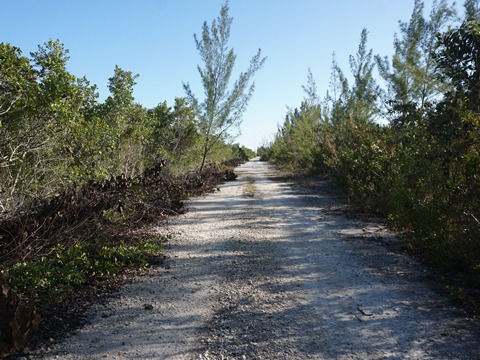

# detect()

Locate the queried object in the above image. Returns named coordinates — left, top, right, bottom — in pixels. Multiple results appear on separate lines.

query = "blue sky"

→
left=2, top=0, right=455, bottom=150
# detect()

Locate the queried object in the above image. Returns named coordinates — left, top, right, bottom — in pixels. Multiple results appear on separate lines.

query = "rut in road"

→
left=43, top=159, right=479, bottom=359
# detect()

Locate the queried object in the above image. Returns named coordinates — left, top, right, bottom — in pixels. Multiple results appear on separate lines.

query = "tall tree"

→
left=376, top=0, right=456, bottom=112
left=323, top=53, right=350, bottom=125
left=464, top=0, right=480, bottom=20
left=348, top=28, right=382, bottom=123
left=324, top=38, right=380, bottom=125
left=183, top=1, right=266, bottom=170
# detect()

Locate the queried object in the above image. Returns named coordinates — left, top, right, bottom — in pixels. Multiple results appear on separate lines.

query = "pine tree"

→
left=348, top=28, right=382, bottom=123
left=376, top=0, right=456, bottom=112
left=464, top=0, right=480, bottom=20
left=183, top=1, right=266, bottom=170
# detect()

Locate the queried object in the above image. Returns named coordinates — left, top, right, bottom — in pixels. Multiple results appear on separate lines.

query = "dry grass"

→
left=243, top=177, right=256, bottom=197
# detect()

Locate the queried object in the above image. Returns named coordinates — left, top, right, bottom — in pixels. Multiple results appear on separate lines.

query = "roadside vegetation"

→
left=260, top=0, right=480, bottom=303
left=0, top=1, right=258, bottom=356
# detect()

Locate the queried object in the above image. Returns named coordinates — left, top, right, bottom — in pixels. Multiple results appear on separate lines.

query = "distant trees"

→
left=183, top=1, right=266, bottom=170
left=266, top=69, right=323, bottom=173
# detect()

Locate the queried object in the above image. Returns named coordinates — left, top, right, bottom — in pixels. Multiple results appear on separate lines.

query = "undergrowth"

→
left=2, top=236, right=166, bottom=304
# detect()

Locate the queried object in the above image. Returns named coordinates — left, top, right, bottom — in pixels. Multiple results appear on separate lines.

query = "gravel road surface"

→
left=42, top=158, right=479, bottom=359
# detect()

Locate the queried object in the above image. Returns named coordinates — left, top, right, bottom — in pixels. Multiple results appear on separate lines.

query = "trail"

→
left=43, top=158, right=479, bottom=359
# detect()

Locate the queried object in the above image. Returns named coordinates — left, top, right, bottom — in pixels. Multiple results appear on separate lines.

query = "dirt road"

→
left=44, top=158, right=479, bottom=359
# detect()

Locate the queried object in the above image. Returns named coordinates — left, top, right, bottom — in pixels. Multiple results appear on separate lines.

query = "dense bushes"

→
left=265, top=12, right=480, bottom=288
left=0, top=40, right=254, bottom=214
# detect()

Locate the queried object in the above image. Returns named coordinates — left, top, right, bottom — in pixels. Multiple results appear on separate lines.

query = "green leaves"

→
left=145, top=98, right=201, bottom=170
left=4, top=237, right=165, bottom=304
left=434, top=19, right=480, bottom=110
left=0, top=43, right=37, bottom=118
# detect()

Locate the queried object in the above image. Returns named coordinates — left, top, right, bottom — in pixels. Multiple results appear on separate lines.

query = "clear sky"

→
left=1, top=0, right=455, bottom=150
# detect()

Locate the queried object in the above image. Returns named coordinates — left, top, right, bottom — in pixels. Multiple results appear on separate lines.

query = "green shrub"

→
left=3, top=236, right=166, bottom=304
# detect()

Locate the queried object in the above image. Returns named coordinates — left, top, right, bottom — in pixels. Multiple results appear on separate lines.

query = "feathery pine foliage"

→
left=183, top=1, right=266, bottom=170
